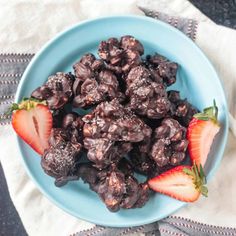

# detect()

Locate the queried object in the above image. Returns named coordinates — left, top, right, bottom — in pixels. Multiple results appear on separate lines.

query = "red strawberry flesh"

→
left=12, top=100, right=52, bottom=155
left=148, top=164, right=207, bottom=202
left=187, top=101, right=220, bottom=167
left=148, top=166, right=200, bottom=202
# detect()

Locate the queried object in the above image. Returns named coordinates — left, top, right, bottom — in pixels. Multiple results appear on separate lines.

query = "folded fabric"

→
left=0, top=0, right=236, bottom=236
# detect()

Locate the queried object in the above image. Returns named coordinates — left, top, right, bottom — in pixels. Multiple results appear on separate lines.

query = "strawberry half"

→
left=11, top=98, right=53, bottom=155
left=187, top=100, right=220, bottom=167
left=148, top=164, right=208, bottom=202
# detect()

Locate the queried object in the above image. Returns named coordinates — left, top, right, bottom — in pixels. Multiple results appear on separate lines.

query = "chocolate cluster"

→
left=82, top=99, right=151, bottom=169
left=41, top=127, right=82, bottom=187
left=72, top=54, right=125, bottom=108
left=31, top=36, right=197, bottom=212
left=77, top=162, right=149, bottom=212
left=31, top=72, right=74, bottom=110
left=126, top=65, right=171, bottom=119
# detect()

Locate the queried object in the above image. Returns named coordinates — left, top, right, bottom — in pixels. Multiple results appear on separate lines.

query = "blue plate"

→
left=15, top=15, right=228, bottom=227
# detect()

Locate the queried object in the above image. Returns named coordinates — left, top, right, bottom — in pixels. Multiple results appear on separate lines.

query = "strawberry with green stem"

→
left=11, top=98, right=53, bottom=155
left=187, top=100, right=220, bottom=167
left=148, top=163, right=208, bottom=202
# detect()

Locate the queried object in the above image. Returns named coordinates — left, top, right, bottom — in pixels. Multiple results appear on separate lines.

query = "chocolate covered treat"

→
left=77, top=163, right=150, bottom=212
left=125, top=65, right=171, bottom=119
left=31, top=72, right=74, bottom=110
left=73, top=69, right=124, bottom=108
left=82, top=99, right=151, bottom=168
left=41, top=128, right=83, bottom=186
left=168, top=90, right=198, bottom=126
left=150, top=118, right=188, bottom=167
left=98, top=36, right=143, bottom=74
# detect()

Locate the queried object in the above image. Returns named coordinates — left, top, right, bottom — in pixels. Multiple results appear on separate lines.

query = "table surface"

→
left=0, top=1, right=236, bottom=235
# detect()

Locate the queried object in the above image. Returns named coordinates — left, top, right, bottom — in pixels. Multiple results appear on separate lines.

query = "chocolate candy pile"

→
left=31, top=36, right=197, bottom=212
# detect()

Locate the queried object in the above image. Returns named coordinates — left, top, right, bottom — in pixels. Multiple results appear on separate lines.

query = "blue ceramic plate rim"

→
left=15, top=15, right=229, bottom=227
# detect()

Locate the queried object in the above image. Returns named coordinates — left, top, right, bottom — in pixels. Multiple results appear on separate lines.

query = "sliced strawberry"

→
left=148, top=164, right=208, bottom=202
left=11, top=99, right=52, bottom=155
left=187, top=100, right=220, bottom=167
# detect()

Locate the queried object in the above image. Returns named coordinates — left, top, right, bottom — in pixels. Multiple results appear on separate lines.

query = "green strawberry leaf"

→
left=199, top=164, right=207, bottom=184
left=7, top=98, right=47, bottom=114
left=193, top=114, right=210, bottom=121
left=185, top=163, right=208, bottom=198
left=203, top=107, right=214, bottom=116
left=201, top=186, right=208, bottom=197
left=183, top=168, right=194, bottom=176
left=5, top=103, right=19, bottom=115
left=193, top=100, right=219, bottom=124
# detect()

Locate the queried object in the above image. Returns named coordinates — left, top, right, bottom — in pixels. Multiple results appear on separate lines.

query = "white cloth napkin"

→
left=1, top=0, right=236, bottom=235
